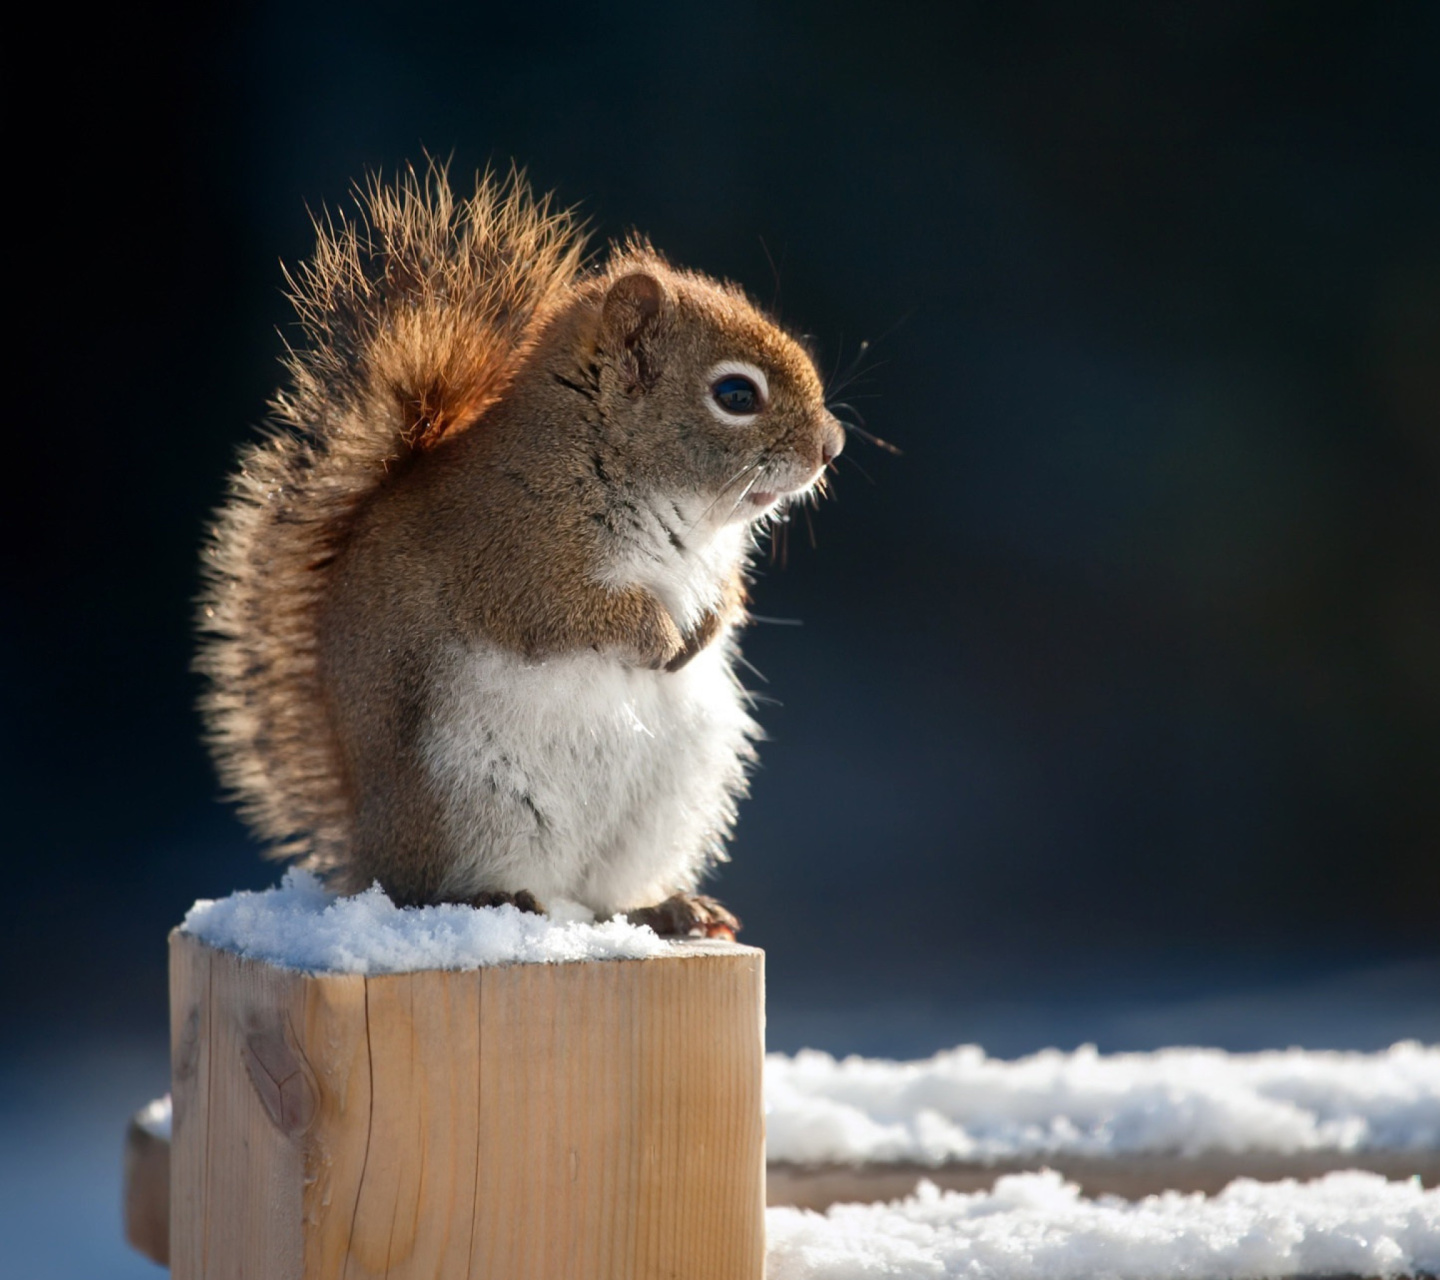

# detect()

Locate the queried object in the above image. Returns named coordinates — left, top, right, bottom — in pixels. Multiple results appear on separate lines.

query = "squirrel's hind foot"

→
left=626, top=893, right=740, bottom=940
left=470, top=889, right=544, bottom=914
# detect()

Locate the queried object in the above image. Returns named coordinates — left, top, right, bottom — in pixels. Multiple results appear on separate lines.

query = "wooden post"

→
left=168, top=928, right=765, bottom=1280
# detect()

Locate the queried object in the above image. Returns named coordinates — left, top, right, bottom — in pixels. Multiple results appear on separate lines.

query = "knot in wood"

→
left=242, top=1020, right=317, bottom=1136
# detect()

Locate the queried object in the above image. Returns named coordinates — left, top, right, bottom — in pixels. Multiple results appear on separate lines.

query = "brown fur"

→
left=197, top=163, right=584, bottom=868
left=198, top=162, right=841, bottom=900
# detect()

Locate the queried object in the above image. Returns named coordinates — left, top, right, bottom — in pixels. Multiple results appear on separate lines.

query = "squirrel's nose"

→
left=820, top=415, right=845, bottom=466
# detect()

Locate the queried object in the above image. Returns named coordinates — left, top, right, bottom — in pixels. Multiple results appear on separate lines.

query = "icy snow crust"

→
left=181, top=870, right=668, bottom=973
left=764, top=1170, right=1440, bottom=1280
left=766, top=1042, right=1440, bottom=1163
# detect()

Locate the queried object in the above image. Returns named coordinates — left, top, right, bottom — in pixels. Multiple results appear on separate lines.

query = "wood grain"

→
left=167, top=930, right=765, bottom=1280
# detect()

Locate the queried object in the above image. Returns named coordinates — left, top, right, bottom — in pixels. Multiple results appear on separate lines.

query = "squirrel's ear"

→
left=600, top=273, right=669, bottom=390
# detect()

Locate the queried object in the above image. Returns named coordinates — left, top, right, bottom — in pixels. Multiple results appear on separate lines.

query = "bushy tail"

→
left=197, top=162, right=586, bottom=867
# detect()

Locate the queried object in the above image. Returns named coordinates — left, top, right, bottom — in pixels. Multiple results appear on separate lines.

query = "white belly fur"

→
left=422, top=634, right=758, bottom=916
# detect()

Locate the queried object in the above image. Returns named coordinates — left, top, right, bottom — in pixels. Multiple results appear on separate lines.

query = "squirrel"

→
left=196, top=163, right=843, bottom=937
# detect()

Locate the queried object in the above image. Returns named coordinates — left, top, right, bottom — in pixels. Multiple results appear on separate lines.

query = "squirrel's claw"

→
left=470, top=889, right=545, bottom=915
left=625, top=893, right=740, bottom=940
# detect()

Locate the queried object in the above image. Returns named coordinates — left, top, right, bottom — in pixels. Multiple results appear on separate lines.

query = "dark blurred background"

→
left=9, top=0, right=1440, bottom=1079
left=9, top=3, right=1440, bottom=1267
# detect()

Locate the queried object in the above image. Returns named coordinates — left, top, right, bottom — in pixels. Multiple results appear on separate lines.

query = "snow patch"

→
left=181, top=870, right=669, bottom=973
left=134, top=1094, right=171, bottom=1141
left=766, top=1042, right=1440, bottom=1163
left=764, top=1169, right=1440, bottom=1280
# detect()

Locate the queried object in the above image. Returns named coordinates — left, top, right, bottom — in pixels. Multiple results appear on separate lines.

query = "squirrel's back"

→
left=196, top=165, right=585, bottom=870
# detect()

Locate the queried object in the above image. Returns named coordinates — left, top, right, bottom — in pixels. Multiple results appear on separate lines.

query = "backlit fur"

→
left=197, top=163, right=842, bottom=910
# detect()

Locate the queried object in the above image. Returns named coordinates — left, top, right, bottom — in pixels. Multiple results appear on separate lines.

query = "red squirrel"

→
left=197, top=164, right=843, bottom=936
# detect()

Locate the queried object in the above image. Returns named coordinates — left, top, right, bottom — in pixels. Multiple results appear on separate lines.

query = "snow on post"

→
left=165, top=876, right=766, bottom=1280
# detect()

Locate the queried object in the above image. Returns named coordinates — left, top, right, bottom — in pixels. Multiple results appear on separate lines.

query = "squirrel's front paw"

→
left=665, top=610, right=723, bottom=672
left=629, top=627, right=686, bottom=670
left=470, top=889, right=545, bottom=914
left=625, top=893, right=741, bottom=940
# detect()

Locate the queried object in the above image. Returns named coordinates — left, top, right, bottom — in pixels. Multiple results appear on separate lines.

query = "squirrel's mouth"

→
left=729, top=462, right=826, bottom=523
left=740, top=466, right=826, bottom=518
left=721, top=487, right=783, bottom=526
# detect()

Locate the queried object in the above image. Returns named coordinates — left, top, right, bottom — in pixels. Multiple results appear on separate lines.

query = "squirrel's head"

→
left=546, top=256, right=843, bottom=536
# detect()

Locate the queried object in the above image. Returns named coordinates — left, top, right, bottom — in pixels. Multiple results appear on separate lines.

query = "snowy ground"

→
left=767, top=1170, right=1439, bottom=1279
left=766, top=1041, right=1440, bottom=1164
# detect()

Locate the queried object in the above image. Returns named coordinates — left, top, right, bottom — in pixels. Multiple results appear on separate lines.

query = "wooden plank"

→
left=166, top=929, right=765, bottom=1280
left=766, top=1150, right=1440, bottom=1210
left=123, top=1104, right=171, bottom=1266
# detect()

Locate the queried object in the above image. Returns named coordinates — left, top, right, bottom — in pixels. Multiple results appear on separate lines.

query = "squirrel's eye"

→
left=711, top=375, right=761, bottom=416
